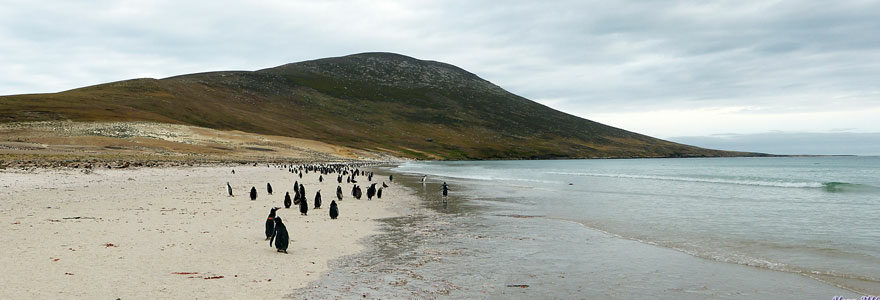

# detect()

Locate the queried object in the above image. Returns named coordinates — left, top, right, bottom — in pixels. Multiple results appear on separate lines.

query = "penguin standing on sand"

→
left=232, top=169, right=235, bottom=174
left=367, top=183, right=376, bottom=200
left=267, top=183, right=273, bottom=195
left=329, top=200, right=339, bottom=219
left=250, top=186, right=257, bottom=200
left=319, top=175, right=323, bottom=183
left=270, top=217, right=289, bottom=253
left=354, top=185, right=362, bottom=199
left=389, top=175, right=393, bottom=182
left=299, top=194, right=309, bottom=216
left=337, top=175, right=342, bottom=183
left=293, top=188, right=301, bottom=206
left=336, top=186, right=343, bottom=201
left=284, top=192, right=292, bottom=208
left=377, top=187, right=383, bottom=199
left=265, top=207, right=279, bottom=240
left=294, top=181, right=299, bottom=192
left=314, top=190, right=322, bottom=209
left=226, top=182, right=233, bottom=197
left=298, top=184, right=305, bottom=202
left=382, top=182, right=388, bottom=188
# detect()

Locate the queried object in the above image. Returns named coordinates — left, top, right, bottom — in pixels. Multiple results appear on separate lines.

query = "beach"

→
left=0, top=164, right=415, bottom=299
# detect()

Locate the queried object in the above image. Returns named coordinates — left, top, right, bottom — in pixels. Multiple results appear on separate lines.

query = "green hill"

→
left=0, top=52, right=762, bottom=159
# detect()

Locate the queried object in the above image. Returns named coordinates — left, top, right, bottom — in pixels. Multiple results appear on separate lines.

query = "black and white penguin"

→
left=336, top=186, right=343, bottom=201
left=267, top=183, right=273, bottom=195
left=337, top=175, right=342, bottom=183
left=284, top=192, right=292, bottom=209
left=299, top=194, right=308, bottom=216
left=367, top=183, right=376, bottom=200
left=442, top=182, right=449, bottom=197
left=314, top=190, right=322, bottom=209
left=354, top=185, right=362, bottom=200
left=294, top=181, right=299, bottom=192
left=377, top=187, right=383, bottom=199
left=368, top=173, right=373, bottom=182
left=250, top=186, right=257, bottom=201
left=232, top=169, right=235, bottom=174
left=226, top=182, right=233, bottom=197
left=329, top=200, right=338, bottom=219
left=265, top=207, right=278, bottom=240
left=298, top=172, right=302, bottom=179
left=270, top=217, right=289, bottom=253
left=319, top=175, right=323, bottom=183
left=382, top=182, right=388, bottom=188
left=293, top=188, right=301, bottom=206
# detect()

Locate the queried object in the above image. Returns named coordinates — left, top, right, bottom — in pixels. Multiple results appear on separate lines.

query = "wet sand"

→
left=0, top=165, right=415, bottom=299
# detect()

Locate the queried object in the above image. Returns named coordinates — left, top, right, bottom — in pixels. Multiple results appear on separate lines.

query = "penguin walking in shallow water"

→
left=267, top=183, right=273, bottom=195
left=270, top=217, right=289, bottom=253
left=336, top=186, right=343, bottom=201
left=299, top=194, right=308, bottom=216
left=284, top=192, right=292, bottom=209
left=420, top=175, right=427, bottom=184
left=314, top=190, right=322, bottom=209
left=226, top=182, right=233, bottom=197
left=367, top=183, right=376, bottom=200
left=265, top=207, right=279, bottom=240
left=377, top=187, right=383, bottom=199
left=442, top=182, right=449, bottom=197
left=250, top=186, right=257, bottom=200
left=329, top=200, right=339, bottom=219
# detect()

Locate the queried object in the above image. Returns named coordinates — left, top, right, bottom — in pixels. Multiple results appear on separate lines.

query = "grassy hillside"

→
left=0, top=52, right=762, bottom=159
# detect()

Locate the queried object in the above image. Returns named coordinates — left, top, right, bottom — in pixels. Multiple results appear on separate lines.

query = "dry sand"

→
left=0, top=165, right=415, bottom=299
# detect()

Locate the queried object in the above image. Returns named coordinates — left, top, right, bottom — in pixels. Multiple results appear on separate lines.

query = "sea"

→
left=290, top=157, right=879, bottom=299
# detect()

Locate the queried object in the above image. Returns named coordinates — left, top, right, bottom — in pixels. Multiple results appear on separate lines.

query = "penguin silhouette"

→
left=265, top=207, right=278, bottom=240
left=389, top=174, right=393, bottom=182
left=354, top=185, right=362, bottom=200
left=329, top=200, right=339, bottom=219
left=270, top=217, right=289, bottom=253
left=314, top=190, right=322, bottom=209
left=319, top=175, right=323, bottom=183
left=294, top=181, right=299, bottom=192
left=250, top=186, right=257, bottom=200
left=226, top=182, right=233, bottom=197
left=293, top=188, right=301, bottom=206
left=367, top=183, right=376, bottom=200
left=382, top=182, right=388, bottom=188
left=336, top=186, right=343, bottom=201
left=337, top=175, right=342, bottom=183
left=299, top=194, right=309, bottom=216
left=284, top=192, right=292, bottom=209
left=267, top=183, right=273, bottom=195
left=377, top=187, right=383, bottom=199
left=231, top=169, right=235, bottom=174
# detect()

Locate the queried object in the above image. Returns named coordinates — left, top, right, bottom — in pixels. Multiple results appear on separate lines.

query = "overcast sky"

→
left=1, top=0, right=878, bottom=154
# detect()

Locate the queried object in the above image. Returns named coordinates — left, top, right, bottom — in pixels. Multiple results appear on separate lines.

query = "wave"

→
left=547, top=172, right=872, bottom=191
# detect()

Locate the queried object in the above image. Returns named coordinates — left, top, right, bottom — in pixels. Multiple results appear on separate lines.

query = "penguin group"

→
left=222, top=163, right=394, bottom=255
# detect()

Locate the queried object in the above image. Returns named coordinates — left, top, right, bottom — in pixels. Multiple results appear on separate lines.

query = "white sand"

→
left=0, top=165, right=414, bottom=299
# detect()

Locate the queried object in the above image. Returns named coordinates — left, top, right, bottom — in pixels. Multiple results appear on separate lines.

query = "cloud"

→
left=1, top=0, right=879, bottom=137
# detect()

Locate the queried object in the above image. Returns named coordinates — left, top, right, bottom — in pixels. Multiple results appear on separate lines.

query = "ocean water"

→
left=291, top=157, right=877, bottom=299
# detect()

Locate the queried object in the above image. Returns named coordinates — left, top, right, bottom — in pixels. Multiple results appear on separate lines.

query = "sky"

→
left=1, top=0, right=878, bottom=155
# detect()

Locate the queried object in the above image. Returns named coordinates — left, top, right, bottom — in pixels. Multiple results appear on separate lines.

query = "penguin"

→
left=267, top=183, right=273, bottom=195
left=336, top=186, right=343, bottom=201
left=293, top=188, right=301, bottom=206
left=284, top=192, right=292, bottom=209
left=265, top=207, right=278, bottom=240
left=299, top=184, right=305, bottom=202
left=299, top=193, right=309, bottom=216
left=420, top=175, right=427, bottom=184
left=351, top=185, right=357, bottom=198
left=389, top=174, right=393, bottom=182
left=319, top=175, right=323, bottom=183
left=298, top=172, right=302, bottom=178
left=270, top=217, right=289, bottom=253
left=377, top=187, right=383, bottom=199
left=231, top=169, right=235, bottom=174
left=337, top=175, right=342, bottom=183
left=314, top=190, right=322, bottom=209
left=250, top=186, right=257, bottom=201
left=226, top=182, right=233, bottom=197
left=442, top=182, right=449, bottom=197
left=368, top=173, right=373, bottom=182
left=329, top=200, right=339, bottom=219
left=354, top=185, right=362, bottom=200
left=346, top=177, right=350, bottom=183
left=294, top=181, right=299, bottom=192
left=382, top=182, right=388, bottom=188
left=367, top=183, right=376, bottom=200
